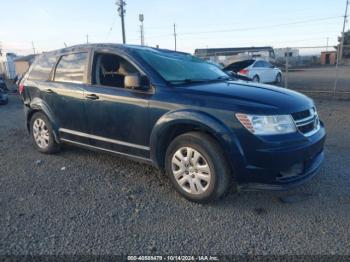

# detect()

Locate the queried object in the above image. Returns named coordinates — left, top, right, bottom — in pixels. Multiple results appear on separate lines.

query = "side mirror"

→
left=125, top=74, right=150, bottom=91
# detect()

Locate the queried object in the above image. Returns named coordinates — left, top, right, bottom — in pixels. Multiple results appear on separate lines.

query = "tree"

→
left=336, top=30, right=350, bottom=59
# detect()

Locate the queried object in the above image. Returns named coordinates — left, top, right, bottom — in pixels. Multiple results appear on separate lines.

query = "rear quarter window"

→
left=28, top=54, right=57, bottom=81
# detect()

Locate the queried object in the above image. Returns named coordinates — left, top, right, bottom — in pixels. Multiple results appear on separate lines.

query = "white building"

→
left=0, top=53, right=17, bottom=79
left=274, top=48, right=300, bottom=58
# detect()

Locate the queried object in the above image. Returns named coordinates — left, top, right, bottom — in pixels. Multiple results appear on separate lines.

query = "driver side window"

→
left=92, top=53, right=139, bottom=88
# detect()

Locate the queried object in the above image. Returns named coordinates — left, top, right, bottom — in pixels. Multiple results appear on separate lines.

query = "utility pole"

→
left=285, top=48, right=290, bottom=89
left=31, top=41, right=36, bottom=55
left=116, top=0, right=126, bottom=44
left=338, top=0, right=349, bottom=61
left=334, top=0, right=349, bottom=95
left=139, top=14, right=144, bottom=46
left=326, top=37, right=329, bottom=51
left=86, top=34, right=89, bottom=44
left=173, top=23, right=177, bottom=51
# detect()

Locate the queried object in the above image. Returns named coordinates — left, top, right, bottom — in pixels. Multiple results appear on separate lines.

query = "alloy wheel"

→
left=33, top=118, right=50, bottom=149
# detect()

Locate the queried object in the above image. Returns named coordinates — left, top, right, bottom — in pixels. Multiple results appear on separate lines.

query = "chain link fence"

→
left=196, top=46, right=350, bottom=99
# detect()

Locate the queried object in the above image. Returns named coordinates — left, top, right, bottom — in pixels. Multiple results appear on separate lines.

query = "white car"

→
left=224, top=59, right=282, bottom=84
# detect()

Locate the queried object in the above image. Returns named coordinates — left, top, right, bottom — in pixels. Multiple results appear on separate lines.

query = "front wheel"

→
left=165, top=132, right=232, bottom=203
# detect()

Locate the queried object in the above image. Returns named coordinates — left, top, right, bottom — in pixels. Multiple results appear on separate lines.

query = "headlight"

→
left=236, top=113, right=296, bottom=135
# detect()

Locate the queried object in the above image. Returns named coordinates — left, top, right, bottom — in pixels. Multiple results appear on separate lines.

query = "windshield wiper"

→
left=216, top=76, right=231, bottom=81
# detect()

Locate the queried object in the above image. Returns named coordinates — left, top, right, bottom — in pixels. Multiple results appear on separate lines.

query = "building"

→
left=14, top=54, right=36, bottom=76
left=274, top=48, right=300, bottom=58
left=0, top=53, right=17, bottom=79
left=320, top=51, right=337, bottom=65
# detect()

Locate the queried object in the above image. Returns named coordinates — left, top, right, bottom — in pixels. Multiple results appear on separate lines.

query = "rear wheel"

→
left=252, top=75, right=260, bottom=83
left=165, top=132, right=232, bottom=203
left=30, top=112, right=60, bottom=154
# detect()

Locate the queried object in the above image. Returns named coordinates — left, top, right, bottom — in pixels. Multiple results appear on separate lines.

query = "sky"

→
left=0, top=0, right=348, bottom=55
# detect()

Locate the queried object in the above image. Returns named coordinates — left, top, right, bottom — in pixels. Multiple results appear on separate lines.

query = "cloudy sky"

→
left=0, top=0, right=347, bottom=55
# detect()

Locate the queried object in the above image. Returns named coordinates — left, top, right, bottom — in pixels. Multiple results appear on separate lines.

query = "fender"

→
left=27, top=97, right=60, bottom=143
left=150, top=109, right=246, bottom=170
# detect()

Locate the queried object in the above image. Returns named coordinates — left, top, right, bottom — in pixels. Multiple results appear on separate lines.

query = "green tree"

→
left=337, top=30, right=350, bottom=58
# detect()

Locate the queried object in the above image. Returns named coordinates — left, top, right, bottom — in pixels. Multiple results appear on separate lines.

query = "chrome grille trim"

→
left=292, top=108, right=320, bottom=137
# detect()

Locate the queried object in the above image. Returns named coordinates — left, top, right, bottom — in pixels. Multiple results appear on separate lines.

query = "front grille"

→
left=291, top=110, right=311, bottom=121
left=292, top=108, right=320, bottom=137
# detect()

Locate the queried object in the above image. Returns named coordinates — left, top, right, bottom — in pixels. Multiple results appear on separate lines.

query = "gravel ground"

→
left=0, top=95, right=349, bottom=255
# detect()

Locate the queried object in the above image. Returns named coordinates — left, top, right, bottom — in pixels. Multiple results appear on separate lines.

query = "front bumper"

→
left=235, top=125, right=326, bottom=191
left=240, top=150, right=324, bottom=191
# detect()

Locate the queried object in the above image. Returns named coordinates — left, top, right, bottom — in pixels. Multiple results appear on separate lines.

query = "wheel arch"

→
left=27, top=98, right=60, bottom=142
left=150, top=110, right=244, bottom=173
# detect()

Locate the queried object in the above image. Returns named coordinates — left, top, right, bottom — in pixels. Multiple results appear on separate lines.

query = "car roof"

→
left=40, top=43, right=189, bottom=57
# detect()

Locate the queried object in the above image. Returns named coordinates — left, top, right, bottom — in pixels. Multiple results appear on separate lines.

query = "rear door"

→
left=252, top=61, right=266, bottom=82
left=48, top=52, right=90, bottom=141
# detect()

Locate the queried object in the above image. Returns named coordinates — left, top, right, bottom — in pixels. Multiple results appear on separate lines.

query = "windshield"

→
left=135, top=49, right=229, bottom=83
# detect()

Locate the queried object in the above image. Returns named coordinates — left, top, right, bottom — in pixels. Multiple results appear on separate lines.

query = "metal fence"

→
left=198, top=45, right=350, bottom=99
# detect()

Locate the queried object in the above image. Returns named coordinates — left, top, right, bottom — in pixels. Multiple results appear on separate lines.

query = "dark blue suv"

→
left=20, top=44, right=326, bottom=202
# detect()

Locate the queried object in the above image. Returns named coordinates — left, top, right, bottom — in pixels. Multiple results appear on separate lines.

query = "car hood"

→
left=181, top=80, right=314, bottom=114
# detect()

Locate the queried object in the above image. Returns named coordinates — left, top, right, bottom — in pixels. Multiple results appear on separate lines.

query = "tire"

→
left=30, top=112, right=60, bottom=154
left=252, top=75, right=260, bottom=83
left=275, top=73, right=282, bottom=84
left=165, top=132, right=232, bottom=203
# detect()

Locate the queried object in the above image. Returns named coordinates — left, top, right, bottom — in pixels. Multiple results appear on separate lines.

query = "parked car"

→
left=0, top=75, right=8, bottom=91
left=225, top=70, right=252, bottom=81
left=206, top=61, right=252, bottom=82
left=224, top=59, right=282, bottom=84
left=20, top=44, right=326, bottom=203
left=0, top=89, right=8, bottom=105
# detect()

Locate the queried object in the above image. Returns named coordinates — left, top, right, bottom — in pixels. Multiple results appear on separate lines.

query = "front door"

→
left=83, top=51, right=152, bottom=159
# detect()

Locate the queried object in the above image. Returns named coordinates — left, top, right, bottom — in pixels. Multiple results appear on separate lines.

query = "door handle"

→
left=85, top=93, right=99, bottom=100
left=44, top=88, right=55, bottom=94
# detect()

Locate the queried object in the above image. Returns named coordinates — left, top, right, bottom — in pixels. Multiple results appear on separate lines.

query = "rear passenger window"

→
left=28, top=55, right=57, bottom=81
left=253, top=61, right=264, bottom=68
left=54, top=53, right=88, bottom=83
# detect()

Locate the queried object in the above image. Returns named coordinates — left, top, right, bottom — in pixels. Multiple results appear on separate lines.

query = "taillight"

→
left=238, top=68, right=249, bottom=75
left=19, top=84, right=25, bottom=94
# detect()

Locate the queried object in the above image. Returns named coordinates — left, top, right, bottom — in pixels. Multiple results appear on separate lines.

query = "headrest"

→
left=101, top=55, right=120, bottom=72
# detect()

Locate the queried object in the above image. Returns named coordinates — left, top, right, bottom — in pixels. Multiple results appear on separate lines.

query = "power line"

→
left=129, top=15, right=343, bottom=42
left=178, top=16, right=343, bottom=36
left=105, top=14, right=118, bottom=41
